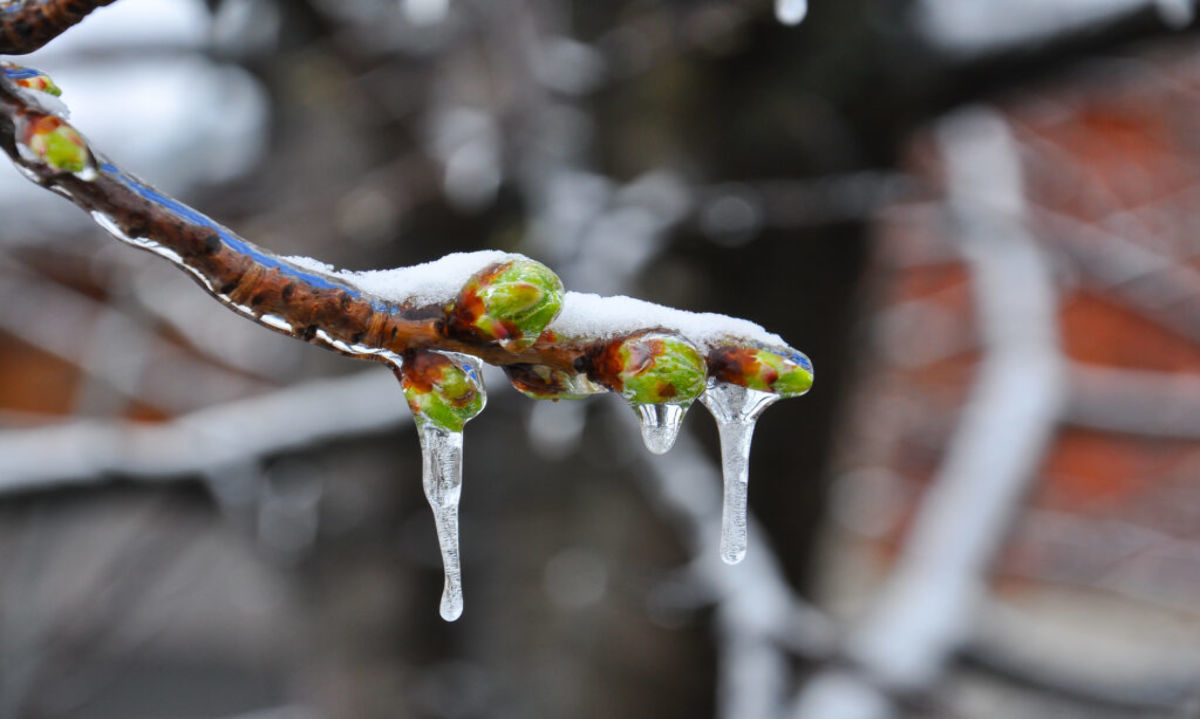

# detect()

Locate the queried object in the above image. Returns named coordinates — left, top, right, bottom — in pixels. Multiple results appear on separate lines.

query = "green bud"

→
left=710, top=344, right=813, bottom=398
left=3, top=64, right=62, bottom=96
left=17, top=115, right=90, bottom=174
left=448, top=259, right=564, bottom=350
left=400, top=351, right=487, bottom=433
left=613, top=333, right=706, bottom=405
left=766, top=348, right=813, bottom=397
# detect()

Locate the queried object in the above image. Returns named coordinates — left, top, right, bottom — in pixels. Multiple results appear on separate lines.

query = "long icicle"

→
left=418, top=423, right=467, bottom=621
left=700, top=382, right=779, bottom=564
left=397, top=351, right=486, bottom=621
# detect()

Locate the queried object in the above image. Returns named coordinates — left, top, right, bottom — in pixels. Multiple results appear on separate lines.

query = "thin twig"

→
left=0, top=0, right=117, bottom=55
left=0, top=77, right=802, bottom=399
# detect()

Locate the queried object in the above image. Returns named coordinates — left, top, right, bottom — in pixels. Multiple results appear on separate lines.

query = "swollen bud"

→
left=2, top=64, right=62, bottom=96
left=447, top=259, right=564, bottom=350
left=612, top=332, right=707, bottom=405
left=400, top=351, right=487, bottom=433
left=710, top=343, right=813, bottom=398
left=505, top=364, right=606, bottom=400
left=16, top=115, right=93, bottom=176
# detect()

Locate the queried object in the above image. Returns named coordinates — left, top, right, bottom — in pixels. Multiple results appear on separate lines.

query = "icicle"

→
left=699, top=382, right=780, bottom=564
left=418, top=422, right=467, bottom=621
left=633, top=402, right=689, bottom=455
left=398, top=351, right=487, bottom=621
left=776, top=0, right=808, bottom=25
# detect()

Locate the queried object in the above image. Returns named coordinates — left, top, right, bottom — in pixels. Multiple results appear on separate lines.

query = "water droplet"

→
left=633, top=402, right=688, bottom=455
left=776, top=0, right=808, bottom=25
left=699, top=382, right=779, bottom=564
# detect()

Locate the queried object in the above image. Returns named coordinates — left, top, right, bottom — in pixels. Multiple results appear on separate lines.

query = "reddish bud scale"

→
left=588, top=335, right=638, bottom=393
left=709, top=346, right=765, bottom=386
left=400, top=351, right=455, bottom=395
left=16, top=75, right=50, bottom=93
left=505, top=363, right=568, bottom=397
left=21, top=113, right=68, bottom=142
left=445, top=263, right=510, bottom=340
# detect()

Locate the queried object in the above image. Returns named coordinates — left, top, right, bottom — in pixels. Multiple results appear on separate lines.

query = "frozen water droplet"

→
left=634, top=402, right=688, bottom=455
left=699, top=382, right=779, bottom=564
left=776, top=0, right=808, bottom=25
left=418, top=423, right=466, bottom=621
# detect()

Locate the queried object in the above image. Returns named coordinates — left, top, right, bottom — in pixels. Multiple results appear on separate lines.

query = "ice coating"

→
left=776, top=0, right=808, bottom=25
left=550, top=291, right=786, bottom=352
left=1, top=64, right=69, bottom=116
left=286, top=250, right=523, bottom=307
left=699, top=382, right=780, bottom=564
left=419, top=423, right=467, bottom=621
left=634, top=402, right=688, bottom=454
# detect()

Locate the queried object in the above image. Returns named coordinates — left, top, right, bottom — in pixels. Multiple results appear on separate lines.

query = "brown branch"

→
left=0, top=0, right=117, bottom=55
left=0, top=75, right=810, bottom=403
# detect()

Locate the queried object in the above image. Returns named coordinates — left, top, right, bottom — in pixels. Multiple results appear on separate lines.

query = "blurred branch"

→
left=793, top=107, right=1066, bottom=718
left=1067, top=364, right=1200, bottom=438
left=0, top=257, right=273, bottom=413
left=960, top=637, right=1200, bottom=715
left=963, top=596, right=1200, bottom=715
left=1038, top=208, right=1200, bottom=344
left=0, top=369, right=407, bottom=494
left=0, top=0, right=117, bottom=55
left=629, top=419, right=837, bottom=719
left=919, top=0, right=1194, bottom=56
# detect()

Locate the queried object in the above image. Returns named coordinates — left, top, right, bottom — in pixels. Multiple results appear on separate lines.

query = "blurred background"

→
left=2, top=0, right=1200, bottom=717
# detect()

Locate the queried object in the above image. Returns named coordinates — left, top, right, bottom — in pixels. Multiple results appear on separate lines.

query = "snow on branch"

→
left=0, top=49, right=814, bottom=619
left=0, top=68, right=811, bottom=417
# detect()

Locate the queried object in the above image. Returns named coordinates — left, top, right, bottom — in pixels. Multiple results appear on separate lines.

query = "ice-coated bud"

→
left=610, top=332, right=707, bottom=405
left=447, top=259, right=564, bottom=350
left=400, top=351, right=487, bottom=433
left=16, top=115, right=90, bottom=174
left=710, top=343, right=813, bottom=398
left=2, top=64, right=62, bottom=96
left=506, top=363, right=606, bottom=400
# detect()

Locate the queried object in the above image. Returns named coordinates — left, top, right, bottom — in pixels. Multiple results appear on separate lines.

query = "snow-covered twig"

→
left=919, top=0, right=1195, bottom=56
left=0, top=71, right=810, bottom=413
left=0, top=369, right=408, bottom=494
left=792, top=107, right=1065, bottom=718
left=1067, top=364, right=1200, bottom=438
left=964, top=602, right=1200, bottom=714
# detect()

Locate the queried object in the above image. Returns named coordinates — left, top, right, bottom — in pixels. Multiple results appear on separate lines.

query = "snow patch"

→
left=286, top=250, right=519, bottom=306
left=284, top=254, right=792, bottom=351
left=551, top=291, right=785, bottom=350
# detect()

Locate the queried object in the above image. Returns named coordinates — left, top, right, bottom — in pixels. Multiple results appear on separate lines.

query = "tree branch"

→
left=0, top=69, right=812, bottom=411
left=0, top=369, right=407, bottom=494
left=0, top=0, right=117, bottom=55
